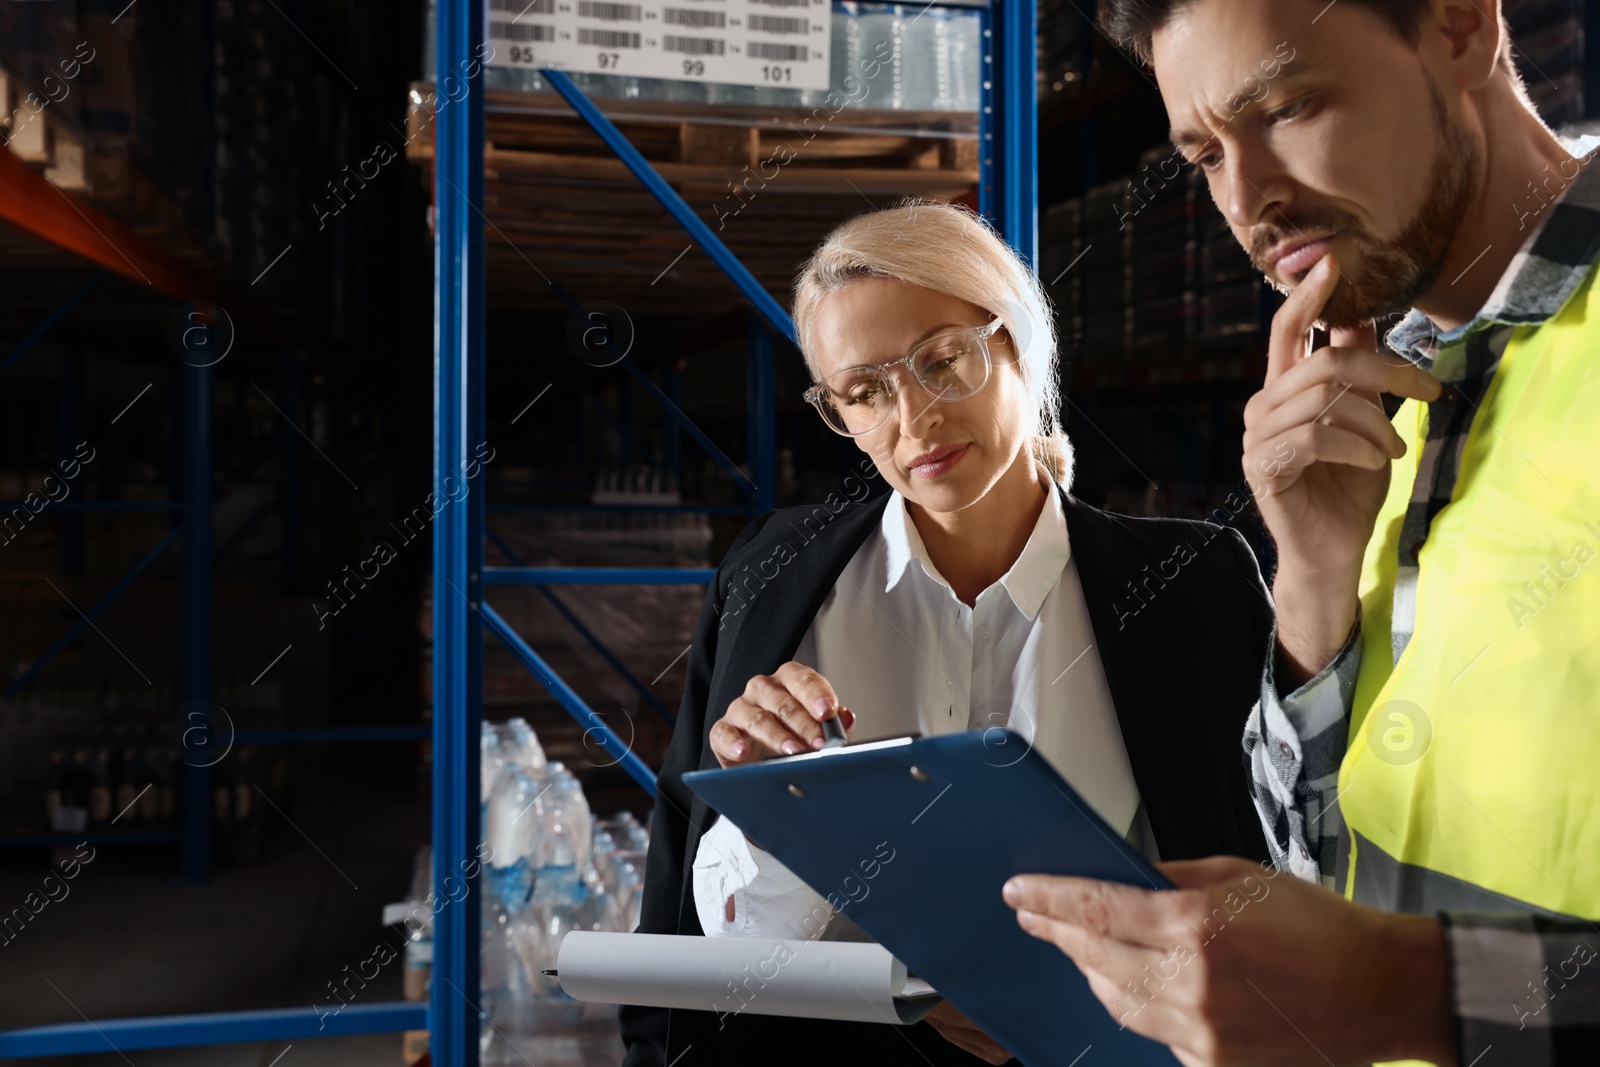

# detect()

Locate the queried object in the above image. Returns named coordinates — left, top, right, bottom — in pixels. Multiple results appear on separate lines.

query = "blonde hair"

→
left=791, top=198, right=1074, bottom=487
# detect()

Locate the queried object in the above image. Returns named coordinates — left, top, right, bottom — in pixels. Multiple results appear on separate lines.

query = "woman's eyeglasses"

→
left=802, top=317, right=1007, bottom=437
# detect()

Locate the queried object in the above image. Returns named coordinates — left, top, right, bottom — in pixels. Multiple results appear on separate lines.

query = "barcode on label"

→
left=750, top=0, right=811, bottom=7
left=489, top=21, right=556, bottom=40
left=747, top=14, right=808, bottom=32
left=577, top=26, right=642, bottom=46
left=488, top=0, right=554, bottom=12
left=663, top=34, right=726, bottom=54
left=747, top=40, right=808, bottom=60
left=664, top=6, right=726, bottom=27
left=577, top=1, right=643, bottom=20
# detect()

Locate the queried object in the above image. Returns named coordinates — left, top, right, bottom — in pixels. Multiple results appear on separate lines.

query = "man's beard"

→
left=1248, top=82, right=1480, bottom=329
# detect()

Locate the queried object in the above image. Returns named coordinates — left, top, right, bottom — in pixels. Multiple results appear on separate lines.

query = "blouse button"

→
left=1278, top=740, right=1294, bottom=760
left=977, top=625, right=992, bottom=641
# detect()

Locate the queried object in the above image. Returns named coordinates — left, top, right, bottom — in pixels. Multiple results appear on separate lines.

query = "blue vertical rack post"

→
left=179, top=358, right=215, bottom=883
left=993, top=0, right=1039, bottom=267
left=432, top=0, right=485, bottom=1061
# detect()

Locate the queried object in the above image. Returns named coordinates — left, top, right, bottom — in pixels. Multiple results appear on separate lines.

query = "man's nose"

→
left=1218, top=141, right=1294, bottom=231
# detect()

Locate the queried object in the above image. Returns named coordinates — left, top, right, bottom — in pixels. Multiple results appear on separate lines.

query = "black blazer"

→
left=621, top=487, right=1274, bottom=1067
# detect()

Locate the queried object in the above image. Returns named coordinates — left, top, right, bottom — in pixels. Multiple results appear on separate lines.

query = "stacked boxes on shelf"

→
left=1078, top=178, right=1131, bottom=365
left=0, top=3, right=99, bottom=196
left=1199, top=187, right=1260, bottom=342
left=75, top=5, right=162, bottom=221
left=0, top=3, right=214, bottom=247
left=1037, top=0, right=1087, bottom=100
left=211, top=0, right=317, bottom=287
left=1042, top=146, right=1268, bottom=373
left=1504, top=0, right=1587, bottom=127
left=1039, top=197, right=1083, bottom=366
left=1126, top=145, right=1201, bottom=357
left=2, top=0, right=349, bottom=295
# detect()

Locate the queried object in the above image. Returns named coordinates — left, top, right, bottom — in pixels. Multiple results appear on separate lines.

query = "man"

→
left=1002, top=1, right=1600, bottom=1064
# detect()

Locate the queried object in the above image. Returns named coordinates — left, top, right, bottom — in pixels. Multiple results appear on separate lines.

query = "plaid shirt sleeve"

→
left=1244, top=623, right=1600, bottom=1065
left=1241, top=609, right=1362, bottom=888
left=1443, top=912, right=1600, bottom=1064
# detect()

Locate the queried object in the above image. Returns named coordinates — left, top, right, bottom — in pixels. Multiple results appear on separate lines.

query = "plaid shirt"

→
left=1243, top=144, right=1600, bottom=1065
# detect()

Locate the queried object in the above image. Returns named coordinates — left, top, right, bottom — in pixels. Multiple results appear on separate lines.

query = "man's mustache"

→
left=1248, top=209, right=1363, bottom=272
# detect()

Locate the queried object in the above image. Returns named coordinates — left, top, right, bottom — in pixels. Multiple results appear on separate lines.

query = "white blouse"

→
left=691, top=478, right=1154, bottom=940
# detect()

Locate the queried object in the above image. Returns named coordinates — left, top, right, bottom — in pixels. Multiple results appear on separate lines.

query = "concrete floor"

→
left=0, top=756, right=433, bottom=1067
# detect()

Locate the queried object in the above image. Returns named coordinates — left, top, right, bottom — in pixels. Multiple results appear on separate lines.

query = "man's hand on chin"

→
left=1002, top=856, right=1457, bottom=1067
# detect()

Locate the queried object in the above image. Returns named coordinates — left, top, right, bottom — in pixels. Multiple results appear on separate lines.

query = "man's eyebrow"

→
left=1167, top=66, right=1315, bottom=152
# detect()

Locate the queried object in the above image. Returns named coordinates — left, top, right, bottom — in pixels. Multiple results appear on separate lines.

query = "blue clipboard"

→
left=683, top=729, right=1181, bottom=1067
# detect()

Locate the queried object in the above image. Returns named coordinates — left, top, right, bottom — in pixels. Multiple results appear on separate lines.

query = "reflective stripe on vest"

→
left=1339, top=258, right=1600, bottom=923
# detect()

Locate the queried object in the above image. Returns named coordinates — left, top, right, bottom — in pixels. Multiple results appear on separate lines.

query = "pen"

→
left=820, top=707, right=848, bottom=748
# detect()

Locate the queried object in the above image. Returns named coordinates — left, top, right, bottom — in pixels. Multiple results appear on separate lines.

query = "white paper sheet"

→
left=556, top=931, right=940, bottom=1024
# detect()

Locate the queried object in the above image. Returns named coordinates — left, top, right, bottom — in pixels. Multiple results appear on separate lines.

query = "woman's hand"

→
left=709, top=662, right=856, bottom=769
left=925, top=1002, right=1014, bottom=1063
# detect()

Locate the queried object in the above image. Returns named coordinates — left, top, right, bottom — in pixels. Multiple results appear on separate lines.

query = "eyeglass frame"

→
left=801, top=316, right=1010, bottom=437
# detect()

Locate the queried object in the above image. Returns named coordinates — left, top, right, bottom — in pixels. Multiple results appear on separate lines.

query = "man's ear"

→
left=1435, top=0, right=1505, bottom=93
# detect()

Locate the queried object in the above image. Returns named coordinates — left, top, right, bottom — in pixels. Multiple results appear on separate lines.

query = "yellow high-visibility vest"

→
left=1341, top=261, right=1600, bottom=917
left=1339, top=260, right=1600, bottom=1067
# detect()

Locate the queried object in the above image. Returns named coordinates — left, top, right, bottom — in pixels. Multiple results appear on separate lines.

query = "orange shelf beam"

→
left=0, top=144, right=216, bottom=302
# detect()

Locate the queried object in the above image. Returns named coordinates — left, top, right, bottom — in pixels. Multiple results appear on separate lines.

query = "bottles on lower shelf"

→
left=45, top=740, right=175, bottom=833
left=392, top=717, right=653, bottom=1062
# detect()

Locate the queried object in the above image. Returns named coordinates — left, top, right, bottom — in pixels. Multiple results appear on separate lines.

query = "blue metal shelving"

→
left=0, top=0, right=1037, bottom=1057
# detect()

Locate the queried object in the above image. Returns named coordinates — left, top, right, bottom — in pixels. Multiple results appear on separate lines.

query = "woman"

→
left=621, top=200, right=1272, bottom=1066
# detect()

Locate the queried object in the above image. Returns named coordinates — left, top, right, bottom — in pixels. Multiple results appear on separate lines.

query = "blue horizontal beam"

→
left=234, top=725, right=431, bottom=745
left=0, top=500, right=183, bottom=512
left=484, top=567, right=714, bottom=586
left=480, top=602, right=657, bottom=796
left=0, top=1001, right=426, bottom=1058
left=485, top=526, right=676, bottom=727
left=487, top=502, right=749, bottom=515
left=0, top=831, right=179, bottom=850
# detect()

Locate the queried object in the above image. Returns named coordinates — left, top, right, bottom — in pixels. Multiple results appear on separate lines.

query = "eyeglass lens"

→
left=816, top=330, right=990, bottom=435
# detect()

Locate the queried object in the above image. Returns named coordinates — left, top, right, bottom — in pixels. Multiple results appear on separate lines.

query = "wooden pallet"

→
left=407, top=82, right=981, bottom=316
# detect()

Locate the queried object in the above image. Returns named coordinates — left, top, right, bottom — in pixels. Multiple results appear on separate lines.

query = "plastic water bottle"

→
left=503, top=717, right=547, bottom=773
left=533, top=763, right=591, bottom=872
left=949, top=10, right=982, bottom=112
left=480, top=721, right=502, bottom=817
left=607, top=848, right=648, bottom=933
left=592, top=813, right=646, bottom=880
left=481, top=718, right=547, bottom=827
left=484, top=766, right=546, bottom=912
left=902, top=6, right=954, bottom=111
left=480, top=893, right=539, bottom=1064
left=518, top=764, right=600, bottom=996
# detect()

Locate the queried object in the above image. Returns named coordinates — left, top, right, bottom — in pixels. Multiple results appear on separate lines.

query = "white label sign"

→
left=486, top=0, right=833, bottom=90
